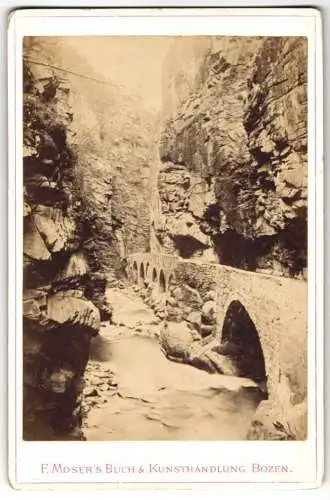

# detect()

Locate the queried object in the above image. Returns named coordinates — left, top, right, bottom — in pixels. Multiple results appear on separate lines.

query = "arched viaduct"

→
left=126, top=252, right=308, bottom=411
left=127, top=252, right=178, bottom=294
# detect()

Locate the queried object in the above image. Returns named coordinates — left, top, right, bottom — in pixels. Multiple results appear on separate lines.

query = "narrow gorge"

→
left=22, top=36, right=308, bottom=442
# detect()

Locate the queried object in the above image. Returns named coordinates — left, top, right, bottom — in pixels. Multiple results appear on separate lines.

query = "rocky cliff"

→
left=155, top=36, right=307, bottom=279
left=22, top=37, right=157, bottom=440
left=25, top=37, right=157, bottom=278
left=23, top=54, right=100, bottom=440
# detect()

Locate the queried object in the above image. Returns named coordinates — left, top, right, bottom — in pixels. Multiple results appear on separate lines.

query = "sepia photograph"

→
left=7, top=5, right=325, bottom=489
left=21, top=32, right=310, bottom=444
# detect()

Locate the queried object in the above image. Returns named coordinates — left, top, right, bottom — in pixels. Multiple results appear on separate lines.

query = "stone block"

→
left=186, top=310, right=201, bottom=330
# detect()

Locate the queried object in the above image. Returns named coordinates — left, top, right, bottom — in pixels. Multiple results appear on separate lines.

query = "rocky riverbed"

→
left=82, top=287, right=265, bottom=440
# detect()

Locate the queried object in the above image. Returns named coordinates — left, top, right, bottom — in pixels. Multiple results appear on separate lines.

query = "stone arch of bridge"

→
left=139, top=262, right=146, bottom=287
left=132, top=261, right=138, bottom=283
left=219, top=298, right=268, bottom=390
left=159, top=269, right=166, bottom=293
left=152, top=267, right=158, bottom=283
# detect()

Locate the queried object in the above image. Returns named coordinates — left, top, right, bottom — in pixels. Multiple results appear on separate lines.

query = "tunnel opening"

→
left=219, top=300, right=267, bottom=387
left=159, top=270, right=166, bottom=293
left=152, top=268, right=157, bottom=283
left=212, top=230, right=258, bottom=270
left=145, top=262, right=150, bottom=281
left=172, top=235, right=208, bottom=259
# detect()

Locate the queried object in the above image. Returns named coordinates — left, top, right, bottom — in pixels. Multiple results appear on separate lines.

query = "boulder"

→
left=166, top=307, right=184, bottom=323
left=166, top=295, right=177, bottom=307
left=247, top=399, right=307, bottom=441
left=205, top=290, right=217, bottom=301
left=33, top=205, right=76, bottom=253
left=188, top=353, right=218, bottom=374
left=24, top=217, right=52, bottom=261
left=171, top=284, right=203, bottom=310
left=23, top=289, right=49, bottom=325
left=168, top=213, right=210, bottom=247
left=216, top=341, right=242, bottom=357
left=47, top=293, right=100, bottom=334
left=204, top=351, right=238, bottom=376
left=187, top=340, right=238, bottom=375
left=83, top=388, right=99, bottom=398
left=56, top=289, right=85, bottom=299
left=201, top=300, right=216, bottom=325
left=200, top=324, right=215, bottom=337
left=186, top=311, right=201, bottom=330
left=159, top=321, right=193, bottom=360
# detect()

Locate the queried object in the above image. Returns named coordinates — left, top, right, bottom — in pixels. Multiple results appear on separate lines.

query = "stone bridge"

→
left=127, top=252, right=178, bottom=293
left=126, top=252, right=307, bottom=421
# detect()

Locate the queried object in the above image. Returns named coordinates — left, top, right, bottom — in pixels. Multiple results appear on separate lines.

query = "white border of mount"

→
left=7, top=7, right=324, bottom=490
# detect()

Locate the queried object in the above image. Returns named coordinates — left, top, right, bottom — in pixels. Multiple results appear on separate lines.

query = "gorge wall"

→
left=22, top=37, right=157, bottom=440
left=154, top=36, right=308, bottom=279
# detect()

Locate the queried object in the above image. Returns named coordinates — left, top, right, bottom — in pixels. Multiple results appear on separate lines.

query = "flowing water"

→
left=83, top=287, right=264, bottom=441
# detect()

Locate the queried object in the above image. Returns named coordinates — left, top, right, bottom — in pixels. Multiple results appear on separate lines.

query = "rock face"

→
left=23, top=53, right=101, bottom=440
left=23, top=37, right=159, bottom=439
left=154, top=36, right=307, bottom=279
left=25, top=37, right=157, bottom=281
left=151, top=36, right=308, bottom=440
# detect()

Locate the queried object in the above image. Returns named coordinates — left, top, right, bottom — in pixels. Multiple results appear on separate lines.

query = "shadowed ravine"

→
left=82, top=287, right=265, bottom=440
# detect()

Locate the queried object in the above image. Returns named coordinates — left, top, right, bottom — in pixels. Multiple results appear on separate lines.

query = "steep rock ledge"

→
left=25, top=37, right=157, bottom=282
left=155, top=37, right=307, bottom=279
left=23, top=36, right=159, bottom=440
left=23, top=59, right=101, bottom=440
left=153, top=36, right=308, bottom=440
